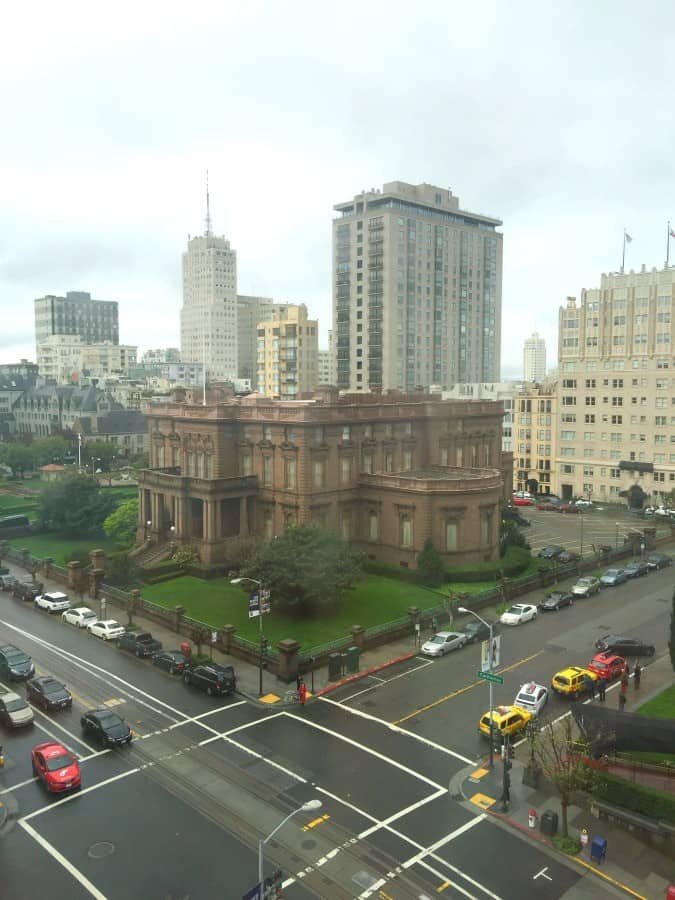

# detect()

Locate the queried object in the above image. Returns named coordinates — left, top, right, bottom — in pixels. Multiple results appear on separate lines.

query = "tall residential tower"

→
left=523, top=332, right=546, bottom=382
left=332, top=181, right=503, bottom=392
left=35, top=291, right=119, bottom=352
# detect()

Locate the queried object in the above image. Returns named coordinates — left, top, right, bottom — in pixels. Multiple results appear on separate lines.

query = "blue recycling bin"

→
left=590, top=835, right=607, bottom=864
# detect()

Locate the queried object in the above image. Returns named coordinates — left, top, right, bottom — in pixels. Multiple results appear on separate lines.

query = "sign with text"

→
left=477, top=670, right=504, bottom=685
left=480, top=635, right=501, bottom=670
left=248, top=592, right=260, bottom=618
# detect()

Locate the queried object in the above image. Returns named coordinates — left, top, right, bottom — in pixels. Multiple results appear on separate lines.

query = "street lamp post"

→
left=580, top=513, right=584, bottom=559
left=258, top=799, right=321, bottom=891
left=615, top=522, right=619, bottom=550
left=458, top=606, right=496, bottom=769
left=145, top=519, right=152, bottom=541
left=231, top=576, right=266, bottom=697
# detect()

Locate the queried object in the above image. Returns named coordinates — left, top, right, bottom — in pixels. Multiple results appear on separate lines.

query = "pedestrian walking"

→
left=584, top=675, right=596, bottom=700
left=598, top=679, right=606, bottom=702
left=633, top=663, right=641, bottom=689
left=618, top=691, right=626, bottom=712
left=298, top=679, right=307, bottom=707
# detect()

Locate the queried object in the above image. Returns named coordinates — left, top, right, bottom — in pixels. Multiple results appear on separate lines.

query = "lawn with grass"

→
left=624, top=685, right=675, bottom=766
left=142, top=574, right=449, bottom=649
left=7, top=533, right=117, bottom=566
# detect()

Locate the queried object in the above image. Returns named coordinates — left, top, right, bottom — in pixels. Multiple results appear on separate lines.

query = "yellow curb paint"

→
left=570, top=855, right=646, bottom=900
left=436, top=881, right=451, bottom=892
left=470, top=767, right=489, bottom=779
left=259, top=693, right=281, bottom=704
left=393, top=650, right=543, bottom=724
left=469, top=792, right=496, bottom=809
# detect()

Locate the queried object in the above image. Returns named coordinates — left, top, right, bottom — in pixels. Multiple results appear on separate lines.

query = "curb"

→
left=315, top=652, right=416, bottom=697
left=485, top=807, right=647, bottom=900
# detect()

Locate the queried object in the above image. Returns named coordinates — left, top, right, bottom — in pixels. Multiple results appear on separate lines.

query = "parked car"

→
left=551, top=666, right=599, bottom=699
left=459, top=620, right=492, bottom=644
left=646, top=553, right=672, bottom=570
left=81, top=709, right=132, bottom=746
left=586, top=652, right=626, bottom=681
left=571, top=576, right=601, bottom=598
left=595, top=634, right=655, bottom=657
left=34, top=591, right=71, bottom=614
left=183, top=663, right=236, bottom=697
left=512, top=496, right=535, bottom=507
left=600, top=568, right=628, bottom=587
left=574, top=498, right=593, bottom=507
left=513, top=682, right=548, bottom=716
left=62, top=606, right=98, bottom=628
left=558, top=503, right=580, bottom=514
left=87, top=620, right=126, bottom=641
left=537, top=545, right=565, bottom=559
left=623, top=560, right=650, bottom=578
left=536, top=500, right=559, bottom=511
left=0, top=644, right=35, bottom=681
left=32, top=741, right=81, bottom=793
left=538, top=590, right=573, bottom=611
left=512, top=491, right=534, bottom=500
left=421, top=631, right=467, bottom=657
left=0, top=690, right=34, bottom=727
left=557, top=550, right=580, bottom=563
left=479, top=705, right=531, bottom=741
left=12, top=581, right=42, bottom=602
left=116, top=631, right=162, bottom=658
left=499, top=603, right=537, bottom=626
left=0, top=574, right=18, bottom=591
left=152, top=650, right=189, bottom=675
left=26, top=676, right=72, bottom=711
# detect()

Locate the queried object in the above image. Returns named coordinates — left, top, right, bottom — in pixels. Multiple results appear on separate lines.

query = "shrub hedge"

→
left=594, top=771, right=675, bottom=824
left=446, top=546, right=531, bottom=583
left=362, top=558, right=420, bottom=584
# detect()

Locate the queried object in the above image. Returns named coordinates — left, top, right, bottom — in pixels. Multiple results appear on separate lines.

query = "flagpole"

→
left=621, top=229, right=626, bottom=274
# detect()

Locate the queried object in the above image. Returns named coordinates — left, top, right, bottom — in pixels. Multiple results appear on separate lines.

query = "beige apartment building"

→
left=237, top=295, right=274, bottom=382
left=256, top=304, right=318, bottom=399
left=556, top=265, right=675, bottom=503
left=332, top=181, right=503, bottom=393
left=511, top=381, right=558, bottom=495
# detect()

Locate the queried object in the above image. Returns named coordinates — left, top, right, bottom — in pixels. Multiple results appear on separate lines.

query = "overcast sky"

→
left=2, top=0, right=675, bottom=379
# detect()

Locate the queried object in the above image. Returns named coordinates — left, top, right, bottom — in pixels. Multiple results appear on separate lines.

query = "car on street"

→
left=421, top=631, right=467, bottom=657
left=152, top=650, right=189, bottom=674
left=81, top=709, right=132, bottom=746
left=551, top=666, right=599, bottom=699
left=586, top=652, right=626, bottom=682
left=623, top=560, right=650, bottom=578
left=0, top=574, right=18, bottom=591
left=34, top=591, right=71, bottom=613
left=499, top=603, right=537, bottom=626
left=594, top=634, right=655, bottom=657
left=0, top=644, right=35, bottom=681
left=87, top=619, right=126, bottom=640
left=514, top=682, right=549, bottom=717
left=646, top=552, right=672, bottom=570
left=0, top=690, right=34, bottom=727
left=536, top=500, right=559, bottom=511
left=183, top=663, right=237, bottom=697
left=512, top=495, right=534, bottom=506
left=538, top=590, right=573, bottom=611
left=32, top=741, right=81, bottom=793
left=62, top=606, right=98, bottom=628
left=556, top=550, right=580, bottom=563
left=557, top=503, right=580, bottom=514
left=537, top=545, right=565, bottom=559
left=116, top=631, right=162, bottom=658
left=458, top=620, right=492, bottom=644
left=512, top=491, right=534, bottom=500
left=574, top=498, right=593, bottom=507
left=12, top=581, right=41, bottom=602
left=26, top=676, right=72, bottom=711
left=478, top=705, right=532, bottom=741
left=571, top=576, right=601, bottom=598
left=600, top=568, right=628, bottom=587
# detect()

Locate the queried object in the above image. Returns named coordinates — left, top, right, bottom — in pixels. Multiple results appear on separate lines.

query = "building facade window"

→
left=262, top=455, right=273, bottom=486
left=285, top=458, right=296, bottom=489
left=445, top=521, right=457, bottom=551
left=313, top=459, right=325, bottom=487
left=400, top=514, right=412, bottom=547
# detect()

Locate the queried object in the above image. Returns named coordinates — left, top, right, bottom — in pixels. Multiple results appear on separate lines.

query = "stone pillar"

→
left=350, top=624, right=365, bottom=649
left=89, top=549, right=106, bottom=572
left=67, top=560, right=82, bottom=592
left=407, top=606, right=421, bottom=628
left=239, top=496, right=249, bottom=537
left=277, top=638, right=300, bottom=684
left=89, top=568, right=104, bottom=601
left=173, top=605, right=185, bottom=633
left=221, top=624, right=236, bottom=653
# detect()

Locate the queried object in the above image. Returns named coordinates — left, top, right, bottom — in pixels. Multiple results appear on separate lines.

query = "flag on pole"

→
left=670, top=229, right=675, bottom=239
left=625, top=232, right=633, bottom=243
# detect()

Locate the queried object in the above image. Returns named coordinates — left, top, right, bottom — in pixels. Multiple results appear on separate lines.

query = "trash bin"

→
left=540, top=809, right=558, bottom=837
left=345, top=646, right=360, bottom=674
left=590, top=836, right=607, bottom=864
left=328, top=652, right=343, bottom=681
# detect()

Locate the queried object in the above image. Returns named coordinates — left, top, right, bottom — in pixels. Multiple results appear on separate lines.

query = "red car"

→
left=512, top=496, right=534, bottom=506
left=587, top=652, right=626, bottom=681
left=536, top=501, right=558, bottom=511
left=558, top=503, right=580, bottom=514
left=31, top=741, right=81, bottom=793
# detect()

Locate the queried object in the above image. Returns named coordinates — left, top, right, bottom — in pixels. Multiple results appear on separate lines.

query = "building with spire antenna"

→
left=180, top=175, right=238, bottom=381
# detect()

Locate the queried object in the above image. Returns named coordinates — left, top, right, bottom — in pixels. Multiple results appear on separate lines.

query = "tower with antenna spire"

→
left=180, top=175, right=238, bottom=382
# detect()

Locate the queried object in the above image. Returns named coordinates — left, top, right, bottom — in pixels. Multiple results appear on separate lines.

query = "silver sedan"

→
left=421, top=631, right=467, bottom=657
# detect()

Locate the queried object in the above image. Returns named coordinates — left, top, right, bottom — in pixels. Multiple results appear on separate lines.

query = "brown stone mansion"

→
left=137, top=389, right=512, bottom=569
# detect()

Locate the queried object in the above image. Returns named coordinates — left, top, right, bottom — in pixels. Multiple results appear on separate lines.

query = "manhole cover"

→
left=301, top=839, right=317, bottom=850
left=88, top=842, right=115, bottom=859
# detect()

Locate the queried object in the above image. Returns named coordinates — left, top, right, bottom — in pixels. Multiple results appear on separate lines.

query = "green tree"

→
left=242, top=524, right=363, bottom=617
left=103, top=498, right=139, bottom=549
left=0, top=443, right=34, bottom=477
left=106, top=552, right=139, bottom=589
left=37, top=473, right=116, bottom=537
left=416, top=538, right=444, bottom=586
left=500, top=520, right=529, bottom=556
left=670, top=584, right=675, bottom=674
left=85, top=441, right=117, bottom=472
left=30, top=437, right=70, bottom=468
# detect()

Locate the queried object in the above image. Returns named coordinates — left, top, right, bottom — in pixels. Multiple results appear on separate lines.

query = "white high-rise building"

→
left=180, top=194, right=237, bottom=382
left=523, top=332, right=546, bottom=382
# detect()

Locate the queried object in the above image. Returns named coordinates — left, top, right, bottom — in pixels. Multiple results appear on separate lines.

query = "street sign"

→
left=480, top=634, right=501, bottom=670
left=242, top=884, right=262, bottom=900
left=477, top=670, right=504, bottom=685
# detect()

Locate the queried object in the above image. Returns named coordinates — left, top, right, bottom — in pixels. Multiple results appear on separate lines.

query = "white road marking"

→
left=357, top=788, right=447, bottom=840
left=0, top=775, right=38, bottom=794
left=19, top=820, right=107, bottom=900
left=401, top=814, right=487, bottom=870
left=533, top=866, right=552, bottom=881
left=340, top=659, right=434, bottom=702
left=318, top=695, right=474, bottom=764
left=412, top=858, right=481, bottom=900
left=191, top=699, right=248, bottom=719
left=22, top=767, right=140, bottom=821
left=31, top=704, right=96, bottom=754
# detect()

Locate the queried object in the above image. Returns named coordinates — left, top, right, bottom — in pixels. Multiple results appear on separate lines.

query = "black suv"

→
left=459, top=621, right=492, bottom=644
left=0, top=644, right=35, bottom=680
left=537, top=545, right=565, bottom=560
left=12, top=581, right=42, bottom=601
left=81, top=709, right=132, bottom=746
left=183, top=663, right=236, bottom=697
left=594, top=634, right=655, bottom=657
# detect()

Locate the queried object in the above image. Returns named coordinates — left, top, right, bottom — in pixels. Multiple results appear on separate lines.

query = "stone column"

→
left=239, top=496, right=249, bottom=537
left=173, top=605, right=185, bottom=633
left=350, top=624, right=366, bottom=649
left=67, top=560, right=82, bottom=593
left=277, top=638, right=300, bottom=684
left=221, top=624, right=236, bottom=653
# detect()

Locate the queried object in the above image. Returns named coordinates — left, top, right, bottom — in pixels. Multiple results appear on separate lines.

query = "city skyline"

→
left=2, top=2, right=675, bottom=378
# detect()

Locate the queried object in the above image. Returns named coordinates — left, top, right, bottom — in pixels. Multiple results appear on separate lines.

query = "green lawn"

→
left=142, top=574, right=449, bottom=649
left=627, top=685, right=675, bottom=765
left=7, top=534, right=118, bottom=566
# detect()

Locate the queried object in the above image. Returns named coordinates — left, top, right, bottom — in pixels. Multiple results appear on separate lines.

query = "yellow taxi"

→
left=478, top=704, right=532, bottom=740
left=551, top=666, right=599, bottom=699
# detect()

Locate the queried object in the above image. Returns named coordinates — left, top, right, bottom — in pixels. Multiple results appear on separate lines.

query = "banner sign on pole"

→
left=248, top=592, right=260, bottom=618
left=480, top=635, right=501, bottom=670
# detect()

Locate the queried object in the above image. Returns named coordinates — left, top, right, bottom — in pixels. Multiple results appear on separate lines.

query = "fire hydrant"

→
left=528, top=809, right=537, bottom=829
